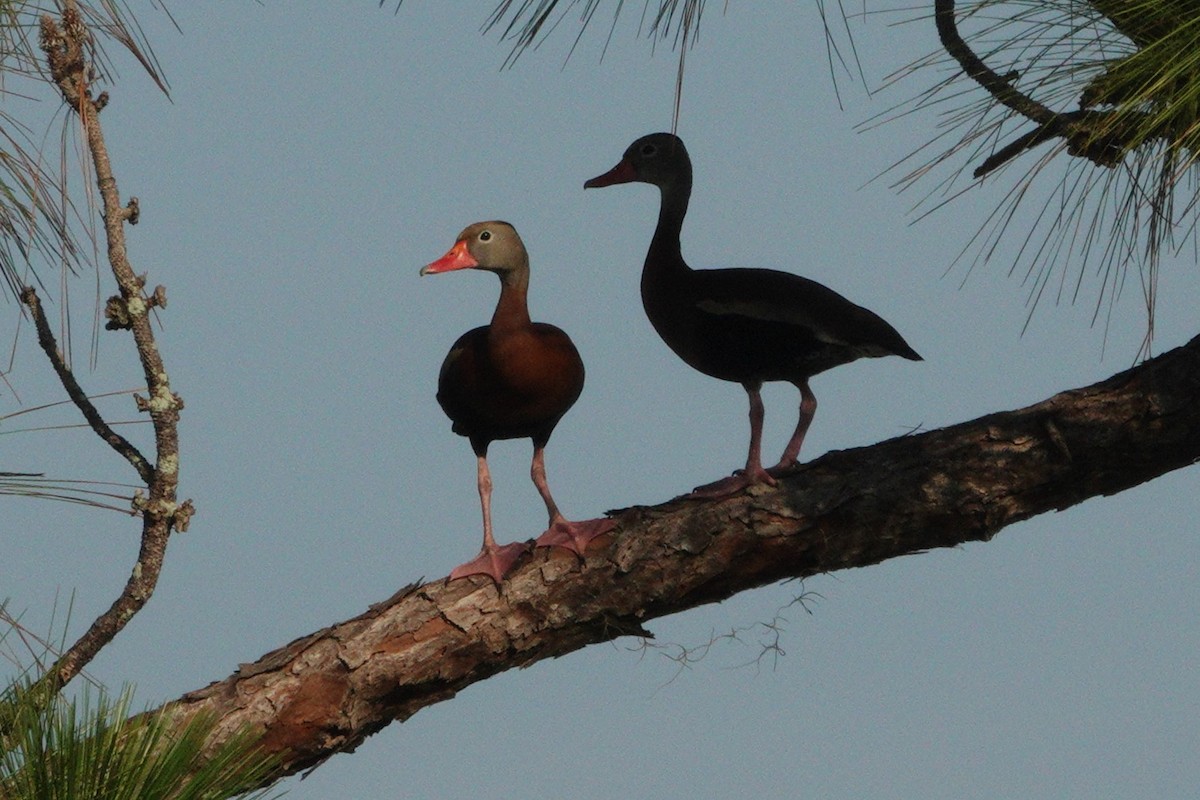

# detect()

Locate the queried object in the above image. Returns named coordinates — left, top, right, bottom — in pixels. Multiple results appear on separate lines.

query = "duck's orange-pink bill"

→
left=421, top=239, right=478, bottom=275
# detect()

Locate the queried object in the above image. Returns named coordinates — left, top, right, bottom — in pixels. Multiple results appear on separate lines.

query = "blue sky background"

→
left=4, top=4, right=1198, bottom=799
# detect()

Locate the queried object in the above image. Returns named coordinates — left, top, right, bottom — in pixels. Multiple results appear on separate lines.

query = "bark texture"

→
left=171, top=332, right=1200, bottom=784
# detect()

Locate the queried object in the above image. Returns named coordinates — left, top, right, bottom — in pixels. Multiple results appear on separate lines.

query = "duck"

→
left=585, top=133, right=922, bottom=497
left=421, top=221, right=615, bottom=583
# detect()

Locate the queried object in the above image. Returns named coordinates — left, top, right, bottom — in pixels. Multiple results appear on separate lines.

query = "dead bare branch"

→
left=34, top=0, right=188, bottom=691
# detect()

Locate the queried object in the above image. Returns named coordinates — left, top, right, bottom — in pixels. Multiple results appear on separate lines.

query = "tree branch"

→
left=935, top=0, right=1136, bottom=177
left=36, top=1, right=190, bottom=691
left=162, top=332, right=1200, bottom=787
left=19, top=286, right=154, bottom=483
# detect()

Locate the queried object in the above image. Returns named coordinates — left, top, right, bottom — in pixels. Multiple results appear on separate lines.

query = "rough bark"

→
left=164, top=332, right=1200, bottom=786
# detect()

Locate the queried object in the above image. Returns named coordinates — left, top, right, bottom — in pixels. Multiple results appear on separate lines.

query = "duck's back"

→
left=642, top=265, right=921, bottom=384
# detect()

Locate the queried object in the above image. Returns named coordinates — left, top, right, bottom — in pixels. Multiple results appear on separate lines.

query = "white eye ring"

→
left=479, top=230, right=492, bottom=242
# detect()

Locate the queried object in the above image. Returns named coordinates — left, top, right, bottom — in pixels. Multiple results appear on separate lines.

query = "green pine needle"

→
left=0, top=678, right=281, bottom=800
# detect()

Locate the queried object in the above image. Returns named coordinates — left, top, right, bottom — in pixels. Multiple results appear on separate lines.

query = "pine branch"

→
left=35, top=1, right=191, bottom=692
left=935, top=0, right=1134, bottom=177
left=159, top=332, right=1200, bottom=787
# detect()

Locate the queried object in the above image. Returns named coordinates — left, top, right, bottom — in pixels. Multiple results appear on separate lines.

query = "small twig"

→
left=20, top=285, right=153, bottom=483
left=36, top=0, right=188, bottom=691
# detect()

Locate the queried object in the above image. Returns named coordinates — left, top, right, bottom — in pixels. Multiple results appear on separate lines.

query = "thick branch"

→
left=164, top=333, right=1200, bottom=787
left=935, top=0, right=1056, bottom=126
left=38, top=2, right=189, bottom=690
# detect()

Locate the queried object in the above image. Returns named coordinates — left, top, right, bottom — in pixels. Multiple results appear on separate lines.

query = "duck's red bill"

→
left=584, top=159, right=636, bottom=188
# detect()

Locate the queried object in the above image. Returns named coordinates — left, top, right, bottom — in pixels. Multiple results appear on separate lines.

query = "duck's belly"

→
left=436, top=326, right=584, bottom=443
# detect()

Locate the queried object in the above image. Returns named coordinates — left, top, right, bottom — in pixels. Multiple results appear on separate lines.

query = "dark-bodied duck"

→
left=422, top=221, right=615, bottom=583
left=585, top=133, right=921, bottom=497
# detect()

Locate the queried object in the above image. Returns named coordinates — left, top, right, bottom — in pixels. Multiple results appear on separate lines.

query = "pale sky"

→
left=5, top=5, right=1198, bottom=799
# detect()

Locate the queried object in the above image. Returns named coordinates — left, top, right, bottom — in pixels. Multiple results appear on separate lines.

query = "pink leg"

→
left=689, top=383, right=776, bottom=499
left=450, top=454, right=528, bottom=584
left=530, top=445, right=615, bottom=555
left=768, top=380, right=817, bottom=476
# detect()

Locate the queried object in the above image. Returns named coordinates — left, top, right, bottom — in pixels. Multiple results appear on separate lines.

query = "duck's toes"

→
left=766, top=458, right=800, bottom=479
left=534, top=517, right=616, bottom=556
left=449, top=541, right=530, bottom=584
left=685, top=465, right=776, bottom=500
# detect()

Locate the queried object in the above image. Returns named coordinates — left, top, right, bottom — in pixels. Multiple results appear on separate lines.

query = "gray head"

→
left=420, top=220, right=529, bottom=280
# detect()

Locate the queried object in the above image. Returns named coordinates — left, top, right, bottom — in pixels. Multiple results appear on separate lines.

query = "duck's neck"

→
left=490, top=267, right=532, bottom=337
left=645, top=169, right=693, bottom=282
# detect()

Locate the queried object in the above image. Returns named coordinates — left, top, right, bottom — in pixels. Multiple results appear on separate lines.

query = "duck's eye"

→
left=640, top=143, right=657, bottom=157
left=479, top=230, right=492, bottom=242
